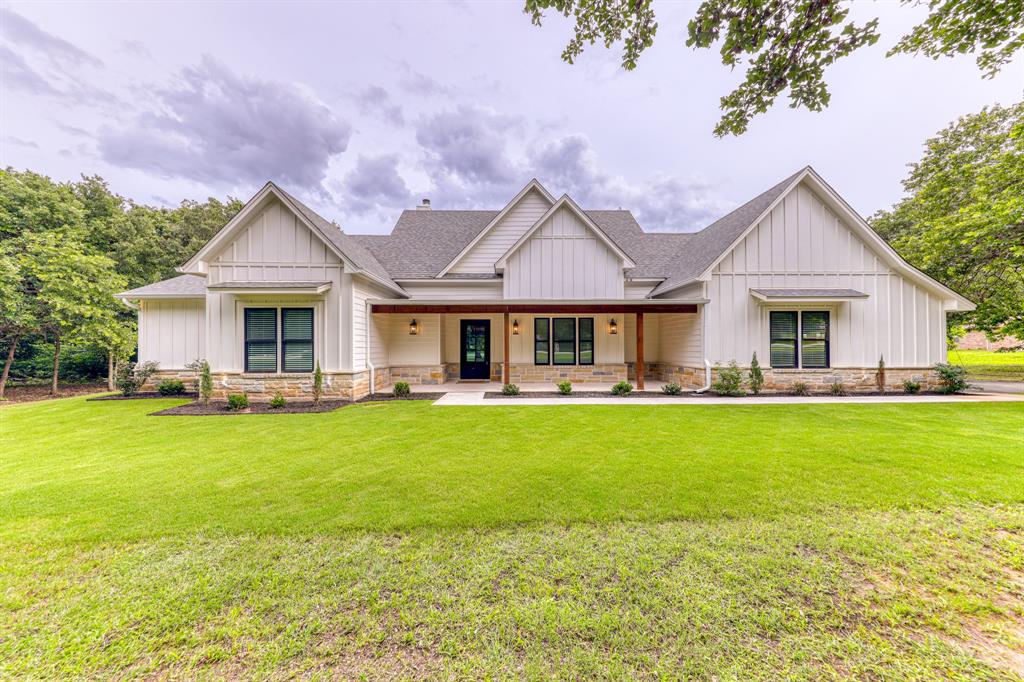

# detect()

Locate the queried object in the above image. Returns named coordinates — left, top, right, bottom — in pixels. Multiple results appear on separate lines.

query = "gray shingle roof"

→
left=751, top=288, right=868, bottom=299
left=208, top=281, right=331, bottom=290
left=117, top=274, right=206, bottom=298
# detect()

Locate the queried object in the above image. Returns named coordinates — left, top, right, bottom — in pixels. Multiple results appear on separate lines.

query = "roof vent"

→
left=416, top=198, right=431, bottom=210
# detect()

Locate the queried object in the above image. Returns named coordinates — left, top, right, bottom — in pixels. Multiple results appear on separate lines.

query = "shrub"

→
left=115, top=361, right=159, bottom=396
left=157, top=379, right=186, bottom=396
left=829, top=381, right=847, bottom=396
left=312, top=361, right=323, bottom=405
left=934, top=363, right=969, bottom=394
left=556, top=380, right=573, bottom=395
left=501, top=383, right=520, bottom=396
left=712, top=361, right=745, bottom=396
left=790, top=381, right=810, bottom=396
left=393, top=381, right=411, bottom=397
left=902, top=379, right=922, bottom=395
left=748, top=352, right=764, bottom=395
left=184, top=358, right=205, bottom=393
left=611, top=380, right=633, bottom=396
left=226, top=393, right=249, bottom=411
left=876, top=355, right=886, bottom=394
left=661, top=382, right=683, bottom=395
left=199, top=361, right=213, bottom=405
left=269, top=392, right=286, bottom=409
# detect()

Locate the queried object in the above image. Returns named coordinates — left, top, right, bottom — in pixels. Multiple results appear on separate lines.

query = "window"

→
left=769, top=311, right=798, bottom=368
left=281, top=308, right=314, bottom=372
left=552, top=318, right=576, bottom=365
left=578, top=318, right=594, bottom=365
left=245, top=308, right=278, bottom=372
left=534, top=317, right=550, bottom=365
left=769, top=310, right=830, bottom=369
left=801, top=311, right=829, bottom=368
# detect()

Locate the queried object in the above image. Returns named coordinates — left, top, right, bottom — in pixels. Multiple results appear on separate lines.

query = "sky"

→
left=1, top=1, right=1021, bottom=235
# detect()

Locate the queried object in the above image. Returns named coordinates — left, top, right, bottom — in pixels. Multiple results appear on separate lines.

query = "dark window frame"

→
left=534, top=317, right=551, bottom=365
left=281, top=307, right=315, bottom=373
left=769, top=310, right=831, bottom=369
left=578, top=317, right=594, bottom=366
left=769, top=311, right=798, bottom=369
left=552, top=317, right=577, bottom=366
left=800, top=310, right=830, bottom=369
left=244, top=307, right=278, bottom=373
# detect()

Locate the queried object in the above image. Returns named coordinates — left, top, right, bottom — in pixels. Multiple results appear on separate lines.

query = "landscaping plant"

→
left=902, top=379, right=922, bottom=395
left=184, top=358, right=205, bottom=393
left=269, top=392, right=286, bottom=409
left=157, top=379, right=186, bottom=396
left=312, top=362, right=323, bottom=405
left=501, top=383, right=520, bottom=396
left=790, top=381, right=810, bottom=396
left=712, top=361, right=744, bottom=396
left=611, top=380, right=633, bottom=396
left=876, top=355, right=887, bottom=394
left=748, top=352, right=764, bottom=395
left=226, top=393, right=249, bottom=411
left=829, top=381, right=847, bottom=396
left=557, top=380, right=573, bottom=395
left=114, top=360, right=158, bottom=397
left=934, top=363, right=969, bottom=394
left=199, top=361, right=213, bottom=405
left=393, top=381, right=411, bottom=398
left=661, top=382, right=682, bottom=395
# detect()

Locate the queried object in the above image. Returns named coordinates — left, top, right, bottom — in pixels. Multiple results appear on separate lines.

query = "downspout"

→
left=694, top=302, right=713, bottom=393
left=364, top=299, right=375, bottom=395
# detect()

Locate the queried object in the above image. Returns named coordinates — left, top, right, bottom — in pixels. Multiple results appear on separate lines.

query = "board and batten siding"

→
left=352, top=277, right=393, bottom=370
left=138, top=299, right=205, bottom=369
left=504, top=206, right=625, bottom=299
left=706, top=183, right=947, bottom=367
left=449, top=189, right=551, bottom=274
left=401, top=281, right=503, bottom=300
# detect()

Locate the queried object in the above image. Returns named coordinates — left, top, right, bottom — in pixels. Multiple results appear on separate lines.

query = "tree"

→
left=524, top=0, right=1024, bottom=136
left=871, top=102, right=1024, bottom=339
left=0, top=248, right=36, bottom=398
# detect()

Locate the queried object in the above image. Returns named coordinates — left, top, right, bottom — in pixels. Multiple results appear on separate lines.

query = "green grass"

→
left=2, top=398, right=1023, bottom=679
left=948, top=348, right=1024, bottom=382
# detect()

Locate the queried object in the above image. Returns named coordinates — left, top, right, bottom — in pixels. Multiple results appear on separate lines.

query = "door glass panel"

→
left=578, top=318, right=594, bottom=365
left=553, top=318, right=576, bottom=365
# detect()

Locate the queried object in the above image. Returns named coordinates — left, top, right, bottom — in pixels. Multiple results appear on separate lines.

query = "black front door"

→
left=460, top=319, right=490, bottom=380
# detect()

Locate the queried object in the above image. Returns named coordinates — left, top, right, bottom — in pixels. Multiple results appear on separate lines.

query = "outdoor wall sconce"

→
left=409, top=319, right=419, bottom=335
left=512, top=319, right=520, bottom=335
left=608, top=318, right=618, bottom=335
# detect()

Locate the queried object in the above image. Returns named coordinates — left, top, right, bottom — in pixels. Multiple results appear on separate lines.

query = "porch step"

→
left=456, top=379, right=490, bottom=384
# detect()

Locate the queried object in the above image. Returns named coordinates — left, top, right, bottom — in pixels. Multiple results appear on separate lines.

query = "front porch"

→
left=406, top=379, right=674, bottom=394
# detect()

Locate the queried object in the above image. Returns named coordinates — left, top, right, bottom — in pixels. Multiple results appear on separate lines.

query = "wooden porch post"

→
left=636, top=311, right=645, bottom=391
left=503, top=312, right=511, bottom=384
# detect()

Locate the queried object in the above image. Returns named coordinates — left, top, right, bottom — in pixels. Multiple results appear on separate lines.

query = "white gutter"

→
left=364, top=298, right=375, bottom=395
left=118, top=298, right=140, bottom=311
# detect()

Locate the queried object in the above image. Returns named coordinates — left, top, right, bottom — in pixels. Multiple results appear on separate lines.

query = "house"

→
left=115, top=167, right=974, bottom=398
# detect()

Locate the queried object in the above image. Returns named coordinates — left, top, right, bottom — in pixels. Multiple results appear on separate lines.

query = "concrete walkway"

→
left=433, top=391, right=1024, bottom=406
left=969, top=380, right=1024, bottom=395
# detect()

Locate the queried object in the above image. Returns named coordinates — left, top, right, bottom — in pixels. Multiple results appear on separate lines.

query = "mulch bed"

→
left=2, top=383, right=110, bottom=404
left=151, top=400, right=350, bottom=416
left=88, top=392, right=197, bottom=401
left=484, top=390, right=952, bottom=399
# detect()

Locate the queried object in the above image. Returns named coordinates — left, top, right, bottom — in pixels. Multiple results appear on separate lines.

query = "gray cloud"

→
left=398, top=62, right=454, bottom=97
left=118, top=39, right=154, bottom=61
left=528, top=134, right=725, bottom=231
left=354, top=85, right=404, bottom=125
left=4, top=135, right=39, bottom=149
left=0, top=8, right=103, bottom=67
left=0, top=45, right=61, bottom=96
left=340, top=154, right=414, bottom=216
left=97, top=56, right=352, bottom=189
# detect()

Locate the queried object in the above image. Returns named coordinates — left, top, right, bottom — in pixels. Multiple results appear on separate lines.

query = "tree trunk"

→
left=107, top=351, right=115, bottom=391
left=51, top=334, right=61, bottom=395
left=0, top=335, right=18, bottom=399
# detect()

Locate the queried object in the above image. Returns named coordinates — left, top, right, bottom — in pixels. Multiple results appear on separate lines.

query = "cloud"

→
left=528, top=134, right=725, bottom=231
left=0, top=45, right=61, bottom=96
left=353, top=85, right=404, bottom=126
left=118, top=39, right=154, bottom=61
left=96, top=56, right=352, bottom=190
left=0, top=8, right=103, bottom=67
left=339, top=154, right=413, bottom=216
left=4, top=135, right=39, bottom=149
left=397, top=62, right=454, bottom=97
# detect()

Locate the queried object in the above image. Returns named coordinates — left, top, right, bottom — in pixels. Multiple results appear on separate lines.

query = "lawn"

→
left=2, top=397, right=1023, bottom=679
left=948, top=348, right=1024, bottom=382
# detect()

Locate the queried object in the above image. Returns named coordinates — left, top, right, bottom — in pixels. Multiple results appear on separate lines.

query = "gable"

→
left=448, top=188, right=552, bottom=274
left=503, top=204, right=626, bottom=299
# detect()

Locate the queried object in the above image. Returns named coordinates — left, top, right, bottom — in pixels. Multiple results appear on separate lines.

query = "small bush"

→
left=115, top=361, right=159, bottom=396
left=226, top=393, right=249, bottom=411
left=184, top=358, right=204, bottom=393
left=312, top=362, right=324, bottom=405
left=199, top=360, right=213, bottom=404
left=501, top=383, right=520, bottom=396
left=829, top=381, right=847, bottom=396
left=748, top=353, right=764, bottom=395
left=934, top=363, right=969, bottom=394
left=611, top=380, right=633, bottom=396
left=157, top=379, right=186, bottom=396
left=712, top=361, right=745, bottom=396
left=790, top=381, right=810, bottom=396
left=269, top=392, right=286, bottom=409
left=902, top=379, right=922, bottom=395
left=393, top=381, right=411, bottom=397
left=876, top=355, right=886, bottom=394
left=557, top=380, right=573, bottom=395
left=661, top=382, right=683, bottom=395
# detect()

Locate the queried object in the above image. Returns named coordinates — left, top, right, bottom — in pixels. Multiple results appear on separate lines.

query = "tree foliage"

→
left=871, top=102, right=1024, bottom=339
left=525, top=0, right=1024, bottom=135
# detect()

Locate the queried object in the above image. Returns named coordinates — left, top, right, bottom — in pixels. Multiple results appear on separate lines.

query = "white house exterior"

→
left=116, top=167, right=974, bottom=399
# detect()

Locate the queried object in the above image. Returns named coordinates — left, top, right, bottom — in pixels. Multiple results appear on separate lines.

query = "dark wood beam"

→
left=636, top=311, right=645, bottom=391
left=371, top=303, right=699, bottom=314
left=503, top=312, right=510, bottom=385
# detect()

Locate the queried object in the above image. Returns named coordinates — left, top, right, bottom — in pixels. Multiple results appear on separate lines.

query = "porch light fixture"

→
left=512, top=319, right=520, bottom=335
left=409, top=319, right=419, bottom=335
left=608, top=318, right=618, bottom=335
